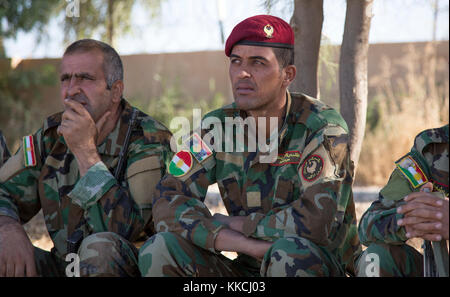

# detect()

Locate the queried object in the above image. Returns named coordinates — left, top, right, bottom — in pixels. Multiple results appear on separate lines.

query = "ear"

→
left=110, top=80, right=124, bottom=104
left=282, top=65, right=296, bottom=88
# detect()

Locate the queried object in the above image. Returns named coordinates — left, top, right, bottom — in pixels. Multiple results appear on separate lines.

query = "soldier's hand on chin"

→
left=0, top=216, right=37, bottom=277
left=57, top=99, right=110, bottom=176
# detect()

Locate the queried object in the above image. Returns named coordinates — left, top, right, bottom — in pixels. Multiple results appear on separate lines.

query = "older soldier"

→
left=0, top=131, right=10, bottom=167
left=139, top=15, right=361, bottom=277
left=357, top=125, right=449, bottom=277
left=0, top=39, right=172, bottom=277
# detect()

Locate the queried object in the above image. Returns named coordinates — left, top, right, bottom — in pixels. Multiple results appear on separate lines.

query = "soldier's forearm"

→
left=214, top=228, right=272, bottom=260
left=0, top=215, right=21, bottom=228
left=72, top=147, right=102, bottom=176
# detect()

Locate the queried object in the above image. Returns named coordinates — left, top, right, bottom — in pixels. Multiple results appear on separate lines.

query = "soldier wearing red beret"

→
left=139, top=15, right=360, bottom=277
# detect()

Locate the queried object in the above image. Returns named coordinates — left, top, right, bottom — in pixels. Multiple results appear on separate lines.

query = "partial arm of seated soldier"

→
left=0, top=133, right=43, bottom=277
left=0, top=216, right=37, bottom=277
left=56, top=98, right=111, bottom=176
left=57, top=99, right=163, bottom=240
left=397, top=182, right=449, bottom=241
left=214, top=227, right=272, bottom=261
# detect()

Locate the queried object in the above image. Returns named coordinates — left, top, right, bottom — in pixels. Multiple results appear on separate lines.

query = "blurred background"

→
left=0, top=0, right=449, bottom=253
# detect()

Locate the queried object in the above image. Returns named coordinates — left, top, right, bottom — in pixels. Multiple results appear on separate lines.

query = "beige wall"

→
left=4, top=40, right=449, bottom=130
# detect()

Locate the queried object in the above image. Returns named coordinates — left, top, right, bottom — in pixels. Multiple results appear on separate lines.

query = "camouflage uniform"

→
left=139, top=92, right=361, bottom=277
left=357, top=125, right=449, bottom=277
left=0, top=131, right=10, bottom=167
left=0, top=99, right=172, bottom=276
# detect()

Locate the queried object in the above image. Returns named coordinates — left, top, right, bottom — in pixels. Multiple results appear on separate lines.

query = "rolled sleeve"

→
left=0, top=207, right=20, bottom=222
left=68, top=161, right=116, bottom=210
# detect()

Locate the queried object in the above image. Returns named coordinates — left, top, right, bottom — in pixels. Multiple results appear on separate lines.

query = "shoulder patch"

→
left=169, top=150, right=193, bottom=177
left=380, top=169, right=415, bottom=201
left=395, top=154, right=428, bottom=188
left=186, top=132, right=213, bottom=163
left=301, top=154, right=324, bottom=182
left=23, top=135, right=37, bottom=167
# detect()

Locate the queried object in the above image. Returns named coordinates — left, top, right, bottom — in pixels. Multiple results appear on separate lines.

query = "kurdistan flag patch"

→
left=169, top=150, right=193, bottom=177
left=23, top=135, right=36, bottom=167
left=395, top=154, right=428, bottom=188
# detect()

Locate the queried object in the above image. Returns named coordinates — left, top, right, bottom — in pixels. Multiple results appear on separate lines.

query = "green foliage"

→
left=365, top=96, right=381, bottom=132
left=0, top=0, right=60, bottom=57
left=58, top=0, right=163, bottom=46
left=0, top=63, right=57, bottom=150
left=0, top=0, right=59, bottom=37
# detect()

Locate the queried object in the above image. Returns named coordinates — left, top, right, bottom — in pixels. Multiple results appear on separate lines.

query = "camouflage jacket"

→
left=358, top=125, right=449, bottom=245
left=0, top=99, right=172, bottom=258
left=0, top=131, right=10, bottom=167
left=153, top=92, right=361, bottom=274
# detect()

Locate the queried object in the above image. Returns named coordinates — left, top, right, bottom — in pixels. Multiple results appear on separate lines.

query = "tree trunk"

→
left=290, top=0, right=323, bottom=99
left=0, top=22, right=5, bottom=58
left=339, top=0, right=373, bottom=172
left=107, top=0, right=114, bottom=46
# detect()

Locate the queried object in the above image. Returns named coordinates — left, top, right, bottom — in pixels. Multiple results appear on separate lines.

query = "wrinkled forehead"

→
left=60, top=49, right=104, bottom=76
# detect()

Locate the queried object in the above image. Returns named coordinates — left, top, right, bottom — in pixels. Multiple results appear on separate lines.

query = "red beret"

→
left=225, top=15, right=294, bottom=57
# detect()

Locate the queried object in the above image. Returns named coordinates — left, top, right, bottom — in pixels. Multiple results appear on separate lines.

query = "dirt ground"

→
left=24, top=185, right=422, bottom=257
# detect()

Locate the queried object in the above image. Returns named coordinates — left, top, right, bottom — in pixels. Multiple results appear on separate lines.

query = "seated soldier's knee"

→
left=138, top=232, right=178, bottom=277
left=356, top=243, right=422, bottom=277
left=78, top=232, right=139, bottom=277
left=78, top=232, right=122, bottom=259
left=263, top=237, right=332, bottom=277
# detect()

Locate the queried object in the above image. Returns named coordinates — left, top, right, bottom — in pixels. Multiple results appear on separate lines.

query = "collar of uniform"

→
left=247, top=91, right=291, bottom=168
left=278, top=90, right=292, bottom=143
left=96, top=99, right=134, bottom=157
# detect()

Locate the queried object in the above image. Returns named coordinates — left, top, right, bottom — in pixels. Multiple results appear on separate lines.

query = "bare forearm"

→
left=214, top=228, right=272, bottom=260
left=73, top=147, right=101, bottom=176
left=0, top=215, right=20, bottom=228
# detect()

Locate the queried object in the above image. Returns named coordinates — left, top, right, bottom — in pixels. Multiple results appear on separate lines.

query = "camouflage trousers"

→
left=356, top=243, right=423, bottom=277
left=138, top=232, right=346, bottom=277
left=35, top=232, right=140, bottom=277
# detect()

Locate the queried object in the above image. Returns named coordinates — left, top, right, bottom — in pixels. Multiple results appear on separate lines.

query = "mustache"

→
left=64, top=94, right=89, bottom=105
left=234, top=80, right=256, bottom=89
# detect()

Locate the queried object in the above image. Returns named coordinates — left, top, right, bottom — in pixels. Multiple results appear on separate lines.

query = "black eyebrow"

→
left=75, top=72, right=95, bottom=79
left=60, top=73, right=70, bottom=80
left=229, top=54, right=268, bottom=62
left=60, top=72, right=95, bottom=81
left=248, top=56, right=269, bottom=62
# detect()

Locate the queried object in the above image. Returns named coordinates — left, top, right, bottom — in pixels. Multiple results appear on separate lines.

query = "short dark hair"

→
left=63, top=39, right=123, bottom=89
left=272, top=47, right=294, bottom=69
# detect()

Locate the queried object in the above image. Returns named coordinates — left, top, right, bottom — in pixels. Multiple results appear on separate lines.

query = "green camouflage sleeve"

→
left=68, top=130, right=172, bottom=241
left=0, top=131, right=10, bottom=167
left=152, top=156, right=226, bottom=253
left=0, top=130, right=43, bottom=223
left=242, top=125, right=354, bottom=246
left=358, top=169, right=410, bottom=245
